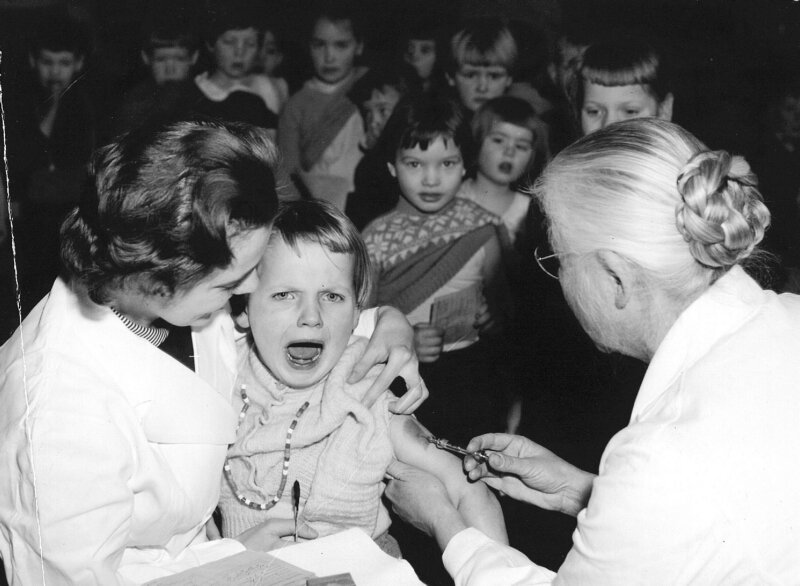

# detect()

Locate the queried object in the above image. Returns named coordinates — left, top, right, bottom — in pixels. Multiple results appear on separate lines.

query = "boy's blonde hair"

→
left=448, top=18, right=517, bottom=74
left=268, top=200, right=372, bottom=308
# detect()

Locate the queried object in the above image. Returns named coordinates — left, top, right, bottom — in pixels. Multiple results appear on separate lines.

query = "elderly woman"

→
left=386, top=118, right=800, bottom=583
left=0, top=119, right=425, bottom=584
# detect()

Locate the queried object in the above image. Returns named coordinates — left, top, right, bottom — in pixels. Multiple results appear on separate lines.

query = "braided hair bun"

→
left=675, top=150, right=770, bottom=269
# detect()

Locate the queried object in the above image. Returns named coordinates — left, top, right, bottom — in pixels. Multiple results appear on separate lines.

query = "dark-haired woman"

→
left=0, top=120, right=425, bottom=584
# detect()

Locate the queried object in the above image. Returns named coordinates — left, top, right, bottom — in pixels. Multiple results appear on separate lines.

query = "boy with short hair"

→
left=184, top=0, right=282, bottom=132
left=6, top=15, right=96, bottom=310
left=111, top=16, right=199, bottom=136
left=278, top=0, right=367, bottom=210
left=362, top=93, right=509, bottom=445
left=446, top=18, right=517, bottom=114
left=345, top=65, right=409, bottom=229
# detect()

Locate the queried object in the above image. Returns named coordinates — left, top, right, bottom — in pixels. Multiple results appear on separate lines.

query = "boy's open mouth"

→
left=286, top=342, right=323, bottom=368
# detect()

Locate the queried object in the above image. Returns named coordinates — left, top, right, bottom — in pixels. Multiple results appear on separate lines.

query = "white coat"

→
left=441, top=266, right=800, bottom=585
left=0, top=278, right=245, bottom=584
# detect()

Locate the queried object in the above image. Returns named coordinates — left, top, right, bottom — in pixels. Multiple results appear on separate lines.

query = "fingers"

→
left=361, top=342, right=414, bottom=400
left=390, top=377, right=428, bottom=414
left=466, top=433, right=516, bottom=454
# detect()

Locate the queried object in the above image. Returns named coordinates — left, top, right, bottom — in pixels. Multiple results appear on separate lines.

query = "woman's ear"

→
left=658, top=93, right=675, bottom=122
left=387, top=162, right=397, bottom=177
left=595, top=249, right=638, bottom=310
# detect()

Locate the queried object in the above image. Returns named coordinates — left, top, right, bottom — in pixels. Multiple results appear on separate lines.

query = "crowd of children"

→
left=2, top=0, right=800, bottom=583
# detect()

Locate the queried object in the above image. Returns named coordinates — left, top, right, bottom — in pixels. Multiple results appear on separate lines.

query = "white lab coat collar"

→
left=46, top=279, right=238, bottom=445
left=631, top=266, right=765, bottom=421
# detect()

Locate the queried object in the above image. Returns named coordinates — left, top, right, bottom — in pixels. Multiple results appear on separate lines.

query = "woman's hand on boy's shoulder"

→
left=349, top=306, right=428, bottom=415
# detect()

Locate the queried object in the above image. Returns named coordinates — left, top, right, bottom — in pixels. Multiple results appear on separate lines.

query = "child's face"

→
left=581, top=82, right=672, bottom=135
left=362, top=85, right=402, bottom=149
left=477, top=122, right=534, bottom=186
left=404, top=39, right=436, bottom=80
left=389, top=136, right=465, bottom=214
left=30, top=49, right=83, bottom=96
left=248, top=237, right=360, bottom=389
left=777, top=95, right=800, bottom=141
left=310, top=18, right=362, bottom=85
left=450, top=64, right=512, bottom=112
left=144, top=47, right=197, bottom=85
left=260, top=30, right=283, bottom=76
left=210, top=28, right=259, bottom=81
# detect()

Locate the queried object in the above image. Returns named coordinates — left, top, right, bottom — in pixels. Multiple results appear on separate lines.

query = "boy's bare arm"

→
left=388, top=415, right=509, bottom=544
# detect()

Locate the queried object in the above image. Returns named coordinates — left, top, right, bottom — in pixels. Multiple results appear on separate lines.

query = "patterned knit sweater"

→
left=362, top=198, right=503, bottom=315
left=218, top=336, right=394, bottom=543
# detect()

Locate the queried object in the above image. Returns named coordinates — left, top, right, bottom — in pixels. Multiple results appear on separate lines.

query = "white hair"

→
left=533, top=118, right=770, bottom=299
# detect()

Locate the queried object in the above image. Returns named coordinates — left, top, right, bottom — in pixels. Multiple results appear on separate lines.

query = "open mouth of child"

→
left=286, top=342, right=324, bottom=369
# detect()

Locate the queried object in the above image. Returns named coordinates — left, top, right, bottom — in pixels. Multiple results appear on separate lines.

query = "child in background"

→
left=218, top=200, right=507, bottom=558
left=574, top=39, right=673, bottom=135
left=400, top=19, right=446, bottom=95
left=459, top=96, right=537, bottom=245
left=111, top=17, right=199, bottom=136
left=446, top=18, right=517, bottom=115
left=186, top=0, right=283, bottom=131
left=345, top=66, right=409, bottom=229
left=278, top=1, right=367, bottom=210
left=5, top=15, right=95, bottom=311
left=362, top=94, right=510, bottom=445
left=458, top=96, right=539, bottom=434
left=256, top=24, right=290, bottom=109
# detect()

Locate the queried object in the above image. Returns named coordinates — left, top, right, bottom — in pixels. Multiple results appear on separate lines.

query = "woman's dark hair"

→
left=60, top=119, right=281, bottom=304
left=380, top=92, right=472, bottom=163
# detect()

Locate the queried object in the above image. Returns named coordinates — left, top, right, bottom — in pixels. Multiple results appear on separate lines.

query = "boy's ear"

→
left=387, top=162, right=397, bottom=178
left=446, top=73, right=455, bottom=87
left=140, top=50, right=151, bottom=67
left=28, top=52, right=37, bottom=69
left=190, top=50, right=199, bottom=66
left=355, top=41, right=364, bottom=58
left=657, top=93, right=674, bottom=122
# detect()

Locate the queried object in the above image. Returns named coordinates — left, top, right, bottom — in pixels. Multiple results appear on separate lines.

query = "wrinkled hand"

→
left=464, top=433, right=595, bottom=517
left=235, top=518, right=318, bottom=551
left=349, top=306, right=427, bottom=414
left=413, top=323, right=444, bottom=364
left=385, top=460, right=466, bottom=551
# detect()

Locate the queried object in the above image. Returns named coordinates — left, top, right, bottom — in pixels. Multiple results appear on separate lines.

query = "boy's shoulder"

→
left=449, top=197, right=504, bottom=226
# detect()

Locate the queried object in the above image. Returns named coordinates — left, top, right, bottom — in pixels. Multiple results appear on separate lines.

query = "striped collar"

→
left=110, top=307, right=170, bottom=347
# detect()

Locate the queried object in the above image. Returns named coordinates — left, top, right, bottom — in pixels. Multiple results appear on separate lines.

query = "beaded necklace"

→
left=223, top=385, right=310, bottom=511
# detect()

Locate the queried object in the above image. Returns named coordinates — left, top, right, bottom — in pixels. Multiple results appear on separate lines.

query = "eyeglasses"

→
left=534, top=245, right=562, bottom=280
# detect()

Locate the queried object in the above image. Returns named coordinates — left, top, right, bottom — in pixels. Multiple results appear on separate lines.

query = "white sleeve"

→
left=443, top=528, right=556, bottom=586
left=444, top=427, right=721, bottom=585
left=354, top=307, right=378, bottom=338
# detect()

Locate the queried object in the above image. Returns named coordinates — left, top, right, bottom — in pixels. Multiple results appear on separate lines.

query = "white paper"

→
left=430, top=282, right=483, bottom=346
left=271, top=528, right=425, bottom=586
